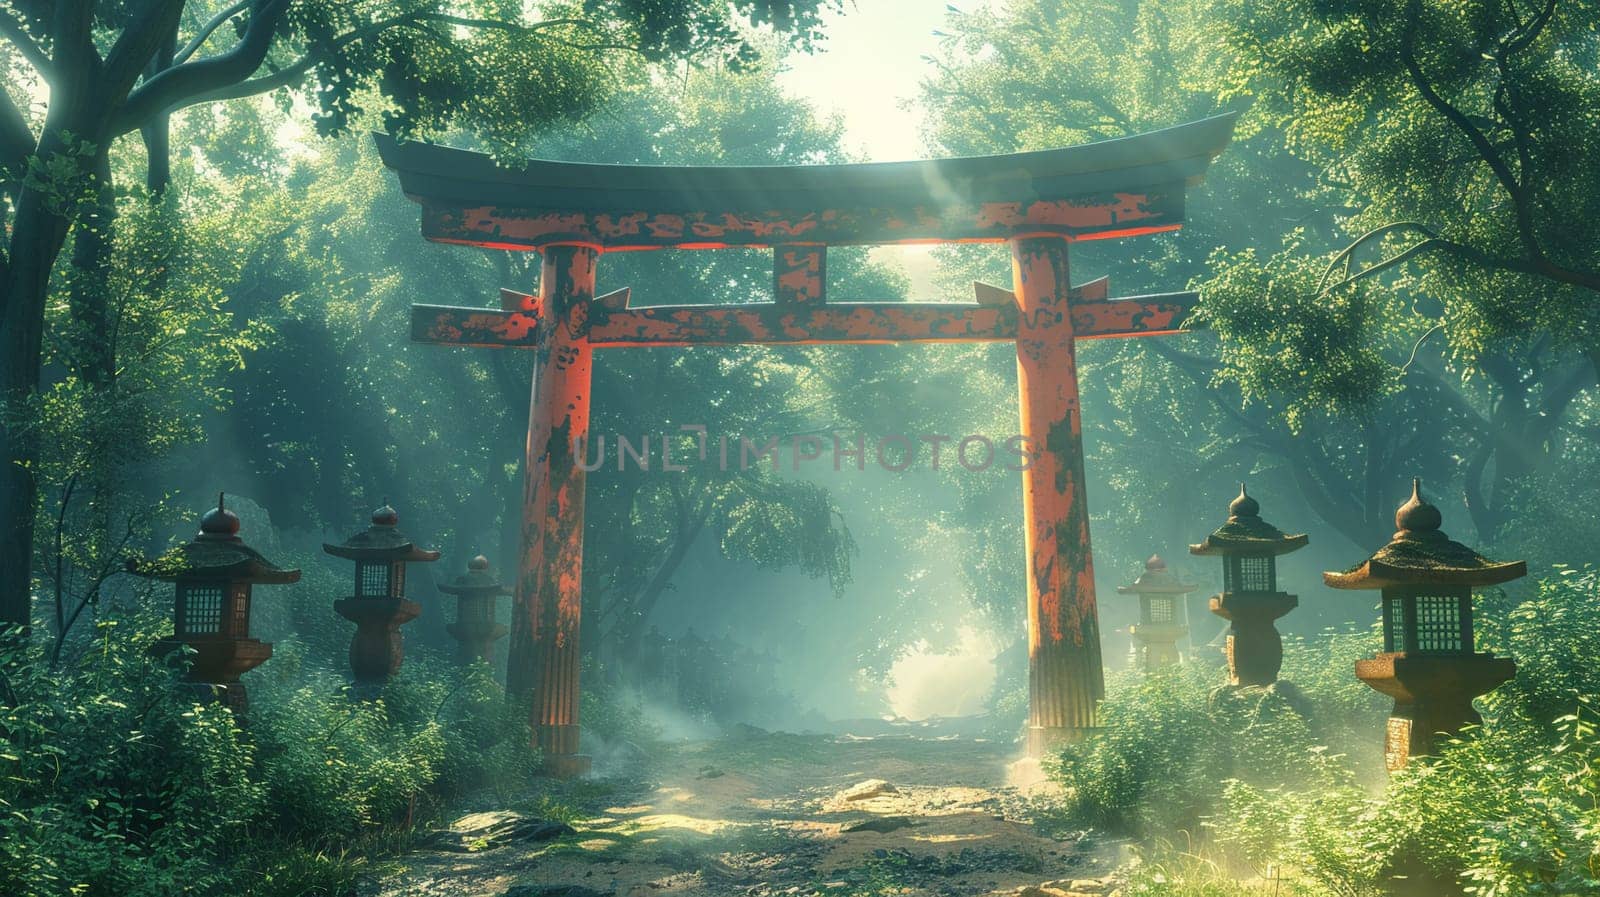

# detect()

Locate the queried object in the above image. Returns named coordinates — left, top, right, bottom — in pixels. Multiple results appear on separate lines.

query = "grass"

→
left=1120, top=848, right=1340, bottom=897
left=234, top=829, right=416, bottom=897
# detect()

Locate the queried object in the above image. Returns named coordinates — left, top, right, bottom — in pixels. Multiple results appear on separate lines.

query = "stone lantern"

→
left=1324, top=480, right=1523, bottom=770
left=323, top=502, right=439, bottom=688
left=439, top=554, right=510, bottom=665
left=1117, top=555, right=1196, bottom=671
left=1190, top=485, right=1308, bottom=687
left=129, top=494, right=300, bottom=713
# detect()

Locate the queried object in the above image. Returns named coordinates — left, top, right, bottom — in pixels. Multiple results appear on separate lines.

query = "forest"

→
left=1, top=1, right=1597, bottom=896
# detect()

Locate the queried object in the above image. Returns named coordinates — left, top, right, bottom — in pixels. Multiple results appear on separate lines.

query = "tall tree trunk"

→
left=0, top=142, right=99, bottom=628
left=67, top=153, right=117, bottom=390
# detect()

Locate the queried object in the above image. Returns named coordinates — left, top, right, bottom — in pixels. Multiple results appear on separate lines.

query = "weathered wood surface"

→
left=411, top=291, right=1195, bottom=348
left=375, top=114, right=1237, bottom=250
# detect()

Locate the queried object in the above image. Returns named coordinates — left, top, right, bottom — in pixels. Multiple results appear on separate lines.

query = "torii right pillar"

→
left=1014, top=236, right=1104, bottom=756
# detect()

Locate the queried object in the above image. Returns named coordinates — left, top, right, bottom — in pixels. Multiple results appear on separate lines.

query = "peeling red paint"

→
left=506, top=245, right=595, bottom=774
left=412, top=294, right=1195, bottom=349
left=1013, top=237, right=1105, bottom=742
left=775, top=246, right=826, bottom=305
left=417, top=188, right=1185, bottom=251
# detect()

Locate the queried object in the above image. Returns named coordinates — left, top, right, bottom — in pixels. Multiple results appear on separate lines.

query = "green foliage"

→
left=1062, top=572, right=1600, bottom=889
left=1209, top=0, right=1600, bottom=352
left=0, top=614, right=539, bottom=897
left=279, top=0, right=846, bottom=143
left=250, top=647, right=539, bottom=843
left=1046, top=660, right=1360, bottom=840
left=1203, top=569, right=1600, bottom=889
left=1191, top=236, right=1408, bottom=430
left=0, top=615, right=262, bottom=897
left=1120, top=848, right=1333, bottom=896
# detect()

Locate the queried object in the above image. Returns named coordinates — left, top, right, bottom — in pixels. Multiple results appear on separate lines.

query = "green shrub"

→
left=1, top=613, right=541, bottom=897
left=1046, top=638, right=1370, bottom=841
left=0, top=615, right=262, bottom=897
left=249, top=645, right=539, bottom=842
left=1210, top=571, right=1600, bottom=896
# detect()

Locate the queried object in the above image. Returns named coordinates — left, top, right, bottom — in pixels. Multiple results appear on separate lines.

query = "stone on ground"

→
left=836, top=778, right=898, bottom=801
left=424, top=810, right=575, bottom=852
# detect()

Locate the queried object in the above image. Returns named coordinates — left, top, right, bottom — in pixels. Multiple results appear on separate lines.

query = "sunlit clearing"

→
left=885, top=625, right=999, bottom=720
left=627, top=813, right=735, bottom=836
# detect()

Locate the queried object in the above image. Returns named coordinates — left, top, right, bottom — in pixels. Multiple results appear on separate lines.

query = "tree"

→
left=1205, top=0, right=1600, bottom=541
left=916, top=0, right=1600, bottom=560
left=0, top=0, right=841, bottom=629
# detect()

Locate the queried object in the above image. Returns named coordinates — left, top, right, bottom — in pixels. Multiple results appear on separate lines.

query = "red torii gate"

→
left=378, top=114, right=1236, bottom=776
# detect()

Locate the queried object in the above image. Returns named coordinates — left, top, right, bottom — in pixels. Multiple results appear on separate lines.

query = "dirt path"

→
left=371, top=727, right=1123, bottom=897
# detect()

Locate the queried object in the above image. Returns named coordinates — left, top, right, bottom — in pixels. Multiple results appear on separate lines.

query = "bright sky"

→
left=775, top=1, right=956, bottom=163
left=776, top=2, right=973, bottom=296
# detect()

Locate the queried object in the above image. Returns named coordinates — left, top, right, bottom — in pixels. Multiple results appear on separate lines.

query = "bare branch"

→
left=1397, top=324, right=1442, bottom=376
left=113, top=0, right=291, bottom=136
left=1318, top=238, right=1444, bottom=298
left=0, top=87, right=36, bottom=172
left=0, top=7, right=51, bottom=78
left=1502, top=0, right=1557, bottom=57
left=1318, top=221, right=1438, bottom=294
left=156, top=51, right=315, bottom=112
left=173, top=0, right=253, bottom=65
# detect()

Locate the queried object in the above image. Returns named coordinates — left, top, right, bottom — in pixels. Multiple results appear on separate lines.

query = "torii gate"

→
left=377, top=114, right=1236, bottom=776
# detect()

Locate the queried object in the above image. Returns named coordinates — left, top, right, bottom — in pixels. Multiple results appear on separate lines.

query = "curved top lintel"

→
left=374, top=113, right=1239, bottom=250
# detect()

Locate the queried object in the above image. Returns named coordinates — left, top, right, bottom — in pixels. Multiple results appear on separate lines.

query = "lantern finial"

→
left=1394, top=477, right=1443, bottom=540
left=372, top=499, right=399, bottom=527
left=1228, top=482, right=1259, bottom=520
left=199, top=491, right=241, bottom=539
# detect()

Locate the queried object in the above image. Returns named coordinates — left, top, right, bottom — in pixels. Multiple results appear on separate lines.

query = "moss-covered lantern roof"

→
left=1323, top=479, right=1525, bottom=590
left=437, top=555, right=512, bottom=597
left=323, top=502, right=442, bottom=563
left=1189, top=484, right=1309, bottom=557
left=126, top=494, right=301, bottom=584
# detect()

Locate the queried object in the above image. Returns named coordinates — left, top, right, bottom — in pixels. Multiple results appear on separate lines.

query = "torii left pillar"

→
left=508, top=244, right=596, bottom=778
left=1014, top=237, right=1104, bottom=755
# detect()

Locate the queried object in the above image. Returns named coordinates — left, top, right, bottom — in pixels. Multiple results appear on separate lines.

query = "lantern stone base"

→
left=1355, top=651, right=1516, bottom=770
left=1130, top=621, right=1188, bottom=670
left=334, top=596, right=421, bottom=686
left=150, top=635, right=272, bottom=715
left=447, top=620, right=509, bottom=665
left=1209, top=591, right=1297, bottom=687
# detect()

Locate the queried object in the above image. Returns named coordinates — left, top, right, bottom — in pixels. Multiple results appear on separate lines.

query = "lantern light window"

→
left=1382, top=595, right=1408, bottom=652
left=229, top=584, right=250, bottom=637
left=1225, top=554, right=1275, bottom=593
left=359, top=562, right=391, bottom=597
left=1148, top=598, right=1174, bottom=623
left=1414, top=594, right=1469, bottom=653
left=180, top=583, right=225, bottom=635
